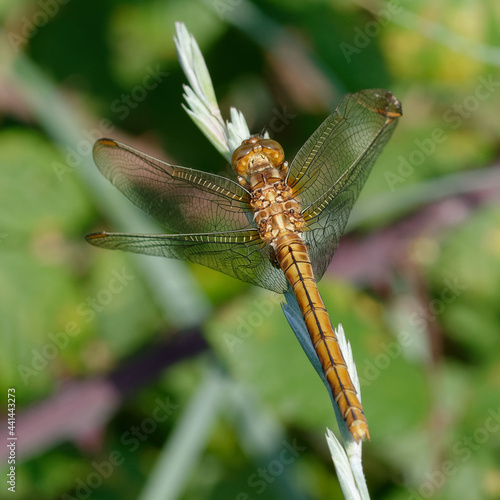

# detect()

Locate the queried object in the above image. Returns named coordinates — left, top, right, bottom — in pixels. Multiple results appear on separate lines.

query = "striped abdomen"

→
left=275, top=232, right=370, bottom=442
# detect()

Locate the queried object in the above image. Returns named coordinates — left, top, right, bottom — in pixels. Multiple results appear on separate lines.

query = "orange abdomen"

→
left=275, top=233, right=370, bottom=442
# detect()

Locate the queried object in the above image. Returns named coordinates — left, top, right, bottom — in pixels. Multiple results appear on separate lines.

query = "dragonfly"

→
left=87, top=89, right=402, bottom=442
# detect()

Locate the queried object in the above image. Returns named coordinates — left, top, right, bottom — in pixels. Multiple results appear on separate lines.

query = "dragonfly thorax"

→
left=232, top=136, right=304, bottom=244
left=251, top=173, right=305, bottom=243
left=254, top=198, right=305, bottom=243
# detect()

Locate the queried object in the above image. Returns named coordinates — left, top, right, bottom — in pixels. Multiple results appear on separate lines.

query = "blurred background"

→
left=1, top=0, right=500, bottom=499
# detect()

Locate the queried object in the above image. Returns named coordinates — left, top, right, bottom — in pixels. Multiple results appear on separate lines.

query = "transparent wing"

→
left=291, top=89, right=402, bottom=280
left=302, top=190, right=353, bottom=282
left=86, top=230, right=288, bottom=293
left=93, top=139, right=254, bottom=233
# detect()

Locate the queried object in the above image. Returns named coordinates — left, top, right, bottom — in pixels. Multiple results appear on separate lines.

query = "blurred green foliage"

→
left=2, top=0, right=500, bottom=499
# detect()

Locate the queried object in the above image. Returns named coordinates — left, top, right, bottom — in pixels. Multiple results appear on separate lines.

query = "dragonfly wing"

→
left=287, top=89, right=402, bottom=210
left=302, top=190, right=352, bottom=282
left=290, top=89, right=402, bottom=281
left=93, top=139, right=253, bottom=233
left=86, top=230, right=288, bottom=293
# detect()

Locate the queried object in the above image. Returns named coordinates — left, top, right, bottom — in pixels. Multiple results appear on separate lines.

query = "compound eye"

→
left=258, top=139, right=284, bottom=167
left=231, top=143, right=255, bottom=174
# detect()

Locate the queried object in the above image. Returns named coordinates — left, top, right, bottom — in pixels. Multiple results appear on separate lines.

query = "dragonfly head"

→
left=232, top=136, right=285, bottom=184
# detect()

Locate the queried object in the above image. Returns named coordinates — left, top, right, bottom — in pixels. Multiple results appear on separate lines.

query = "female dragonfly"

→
left=87, top=89, right=402, bottom=442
